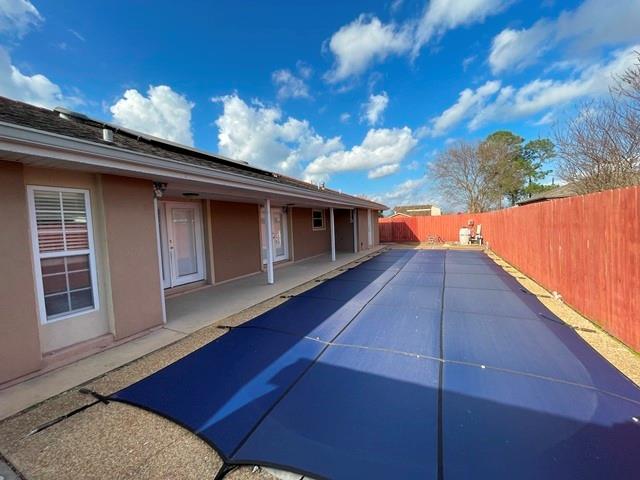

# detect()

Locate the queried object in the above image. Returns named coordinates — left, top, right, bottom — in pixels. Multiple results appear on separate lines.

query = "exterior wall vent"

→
left=102, top=128, right=114, bottom=143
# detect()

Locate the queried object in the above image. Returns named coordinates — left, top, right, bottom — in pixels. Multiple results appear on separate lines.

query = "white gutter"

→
left=0, top=121, right=387, bottom=210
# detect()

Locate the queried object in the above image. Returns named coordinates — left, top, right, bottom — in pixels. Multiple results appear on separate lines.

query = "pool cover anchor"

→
left=78, top=388, right=110, bottom=404
left=520, top=287, right=552, bottom=299
left=213, top=462, right=238, bottom=480
left=26, top=388, right=110, bottom=437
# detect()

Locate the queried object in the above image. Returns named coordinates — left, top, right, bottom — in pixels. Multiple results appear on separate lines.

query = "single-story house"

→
left=390, top=204, right=441, bottom=217
left=0, top=96, right=385, bottom=386
left=516, top=184, right=578, bottom=205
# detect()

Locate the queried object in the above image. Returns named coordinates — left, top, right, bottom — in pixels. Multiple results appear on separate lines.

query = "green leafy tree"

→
left=482, top=131, right=555, bottom=205
left=522, top=139, right=554, bottom=198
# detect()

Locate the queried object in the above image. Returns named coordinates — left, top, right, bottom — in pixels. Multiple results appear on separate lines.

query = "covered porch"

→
left=165, top=246, right=386, bottom=335
left=0, top=245, right=384, bottom=420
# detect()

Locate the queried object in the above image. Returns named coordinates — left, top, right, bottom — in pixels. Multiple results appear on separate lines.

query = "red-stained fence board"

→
left=378, top=186, right=640, bottom=351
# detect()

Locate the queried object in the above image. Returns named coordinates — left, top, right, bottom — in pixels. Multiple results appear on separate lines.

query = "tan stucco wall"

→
left=23, top=167, right=111, bottom=353
left=292, top=207, right=331, bottom=260
left=357, top=208, right=370, bottom=251
left=334, top=209, right=354, bottom=252
left=210, top=201, right=262, bottom=283
left=0, top=162, right=42, bottom=383
left=101, top=175, right=164, bottom=339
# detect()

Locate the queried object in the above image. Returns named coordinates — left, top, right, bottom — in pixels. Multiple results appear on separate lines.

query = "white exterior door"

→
left=261, top=207, right=289, bottom=263
left=159, top=202, right=205, bottom=288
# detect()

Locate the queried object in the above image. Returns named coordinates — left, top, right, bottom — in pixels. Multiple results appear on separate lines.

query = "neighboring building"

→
left=517, top=184, right=578, bottom=206
left=391, top=204, right=441, bottom=217
left=0, top=96, right=385, bottom=386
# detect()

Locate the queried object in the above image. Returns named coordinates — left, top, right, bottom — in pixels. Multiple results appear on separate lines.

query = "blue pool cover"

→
left=111, top=249, right=640, bottom=479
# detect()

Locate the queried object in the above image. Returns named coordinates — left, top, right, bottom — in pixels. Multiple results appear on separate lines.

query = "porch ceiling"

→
left=163, top=181, right=360, bottom=209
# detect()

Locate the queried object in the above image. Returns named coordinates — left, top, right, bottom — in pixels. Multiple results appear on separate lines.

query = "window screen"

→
left=30, top=187, right=97, bottom=321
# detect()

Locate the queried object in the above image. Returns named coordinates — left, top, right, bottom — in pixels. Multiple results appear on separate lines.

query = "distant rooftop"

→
left=392, top=204, right=441, bottom=216
left=517, top=184, right=578, bottom=205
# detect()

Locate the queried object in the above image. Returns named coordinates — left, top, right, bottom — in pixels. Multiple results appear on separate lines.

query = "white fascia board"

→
left=0, top=122, right=388, bottom=210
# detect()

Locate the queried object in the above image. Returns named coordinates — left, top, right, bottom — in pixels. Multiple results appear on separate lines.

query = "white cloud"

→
left=0, top=47, right=81, bottom=108
left=413, top=0, right=511, bottom=57
left=489, top=0, right=640, bottom=74
left=272, top=68, right=311, bottom=100
left=426, top=45, right=638, bottom=133
left=110, top=85, right=194, bottom=146
left=489, top=22, right=551, bottom=74
left=295, top=60, right=313, bottom=79
left=213, top=94, right=343, bottom=176
left=407, top=160, right=421, bottom=170
left=428, top=80, right=501, bottom=136
left=325, top=1, right=511, bottom=82
left=462, top=54, right=477, bottom=71
left=0, top=0, right=41, bottom=37
left=390, top=0, right=404, bottom=13
left=214, top=93, right=416, bottom=183
left=68, top=28, right=85, bottom=42
left=366, top=174, right=442, bottom=209
left=339, top=112, right=351, bottom=123
left=304, top=127, right=417, bottom=182
left=533, top=111, right=555, bottom=126
left=471, top=45, right=639, bottom=129
left=324, top=14, right=412, bottom=83
left=368, top=163, right=400, bottom=179
left=361, top=91, right=389, bottom=126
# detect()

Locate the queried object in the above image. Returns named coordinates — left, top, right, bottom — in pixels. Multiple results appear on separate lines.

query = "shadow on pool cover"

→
left=111, top=343, right=640, bottom=480
left=108, top=250, right=640, bottom=479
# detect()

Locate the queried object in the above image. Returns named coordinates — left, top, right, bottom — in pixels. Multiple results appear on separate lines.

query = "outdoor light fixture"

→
left=152, top=182, right=167, bottom=199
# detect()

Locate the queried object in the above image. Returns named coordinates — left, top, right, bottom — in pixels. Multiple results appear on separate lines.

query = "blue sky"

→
left=1, top=0, right=639, bottom=210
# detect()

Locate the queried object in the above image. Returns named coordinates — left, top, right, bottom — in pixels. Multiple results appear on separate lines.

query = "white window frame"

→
left=27, top=185, right=100, bottom=324
left=312, top=208, right=326, bottom=231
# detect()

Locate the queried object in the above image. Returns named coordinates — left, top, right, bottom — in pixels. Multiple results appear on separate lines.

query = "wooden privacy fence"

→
left=379, top=186, right=640, bottom=351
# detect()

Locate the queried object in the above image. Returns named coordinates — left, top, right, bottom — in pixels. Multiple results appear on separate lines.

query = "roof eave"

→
left=0, top=121, right=387, bottom=210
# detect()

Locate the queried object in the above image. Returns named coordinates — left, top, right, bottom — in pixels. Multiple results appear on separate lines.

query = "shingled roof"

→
left=517, top=183, right=578, bottom=205
left=0, top=96, right=384, bottom=209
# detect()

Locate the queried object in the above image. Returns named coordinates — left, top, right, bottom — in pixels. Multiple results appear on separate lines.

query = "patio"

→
left=0, top=248, right=384, bottom=421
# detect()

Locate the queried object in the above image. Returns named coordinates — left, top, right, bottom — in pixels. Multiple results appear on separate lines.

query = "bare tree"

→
left=478, top=136, right=527, bottom=206
left=431, top=141, right=502, bottom=212
left=614, top=50, right=640, bottom=109
left=555, top=53, right=640, bottom=193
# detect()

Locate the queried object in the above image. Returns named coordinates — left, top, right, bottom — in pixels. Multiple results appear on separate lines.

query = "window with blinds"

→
left=28, top=187, right=98, bottom=322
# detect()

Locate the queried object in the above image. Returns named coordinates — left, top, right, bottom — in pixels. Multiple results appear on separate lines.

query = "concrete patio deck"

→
left=0, top=247, right=384, bottom=420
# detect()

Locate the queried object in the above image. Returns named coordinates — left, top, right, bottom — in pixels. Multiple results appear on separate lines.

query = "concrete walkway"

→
left=0, top=248, right=384, bottom=420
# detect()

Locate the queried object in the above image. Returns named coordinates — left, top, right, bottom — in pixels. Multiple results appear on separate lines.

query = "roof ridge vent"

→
left=102, top=128, right=114, bottom=143
left=54, top=106, right=90, bottom=121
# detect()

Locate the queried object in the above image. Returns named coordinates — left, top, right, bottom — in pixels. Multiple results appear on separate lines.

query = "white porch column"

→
left=330, top=207, right=336, bottom=262
left=265, top=199, right=274, bottom=284
left=352, top=209, right=358, bottom=253
left=367, top=209, right=373, bottom=248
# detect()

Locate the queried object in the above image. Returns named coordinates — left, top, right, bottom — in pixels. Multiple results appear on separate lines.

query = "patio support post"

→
left=330, top=207, right=336, bottom=262
left=352, top=209, right=358, bottom=253
left=265, top=199, right=274, bottom=284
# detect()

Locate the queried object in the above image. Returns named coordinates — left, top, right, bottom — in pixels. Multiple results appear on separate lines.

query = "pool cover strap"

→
left=109, top=250, right=640, bottom=480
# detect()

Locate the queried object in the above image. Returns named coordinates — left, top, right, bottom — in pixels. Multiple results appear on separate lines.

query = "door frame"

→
left=158, top=201, right=206, bottom=288
left=260, top=205, right=290, bottom=264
